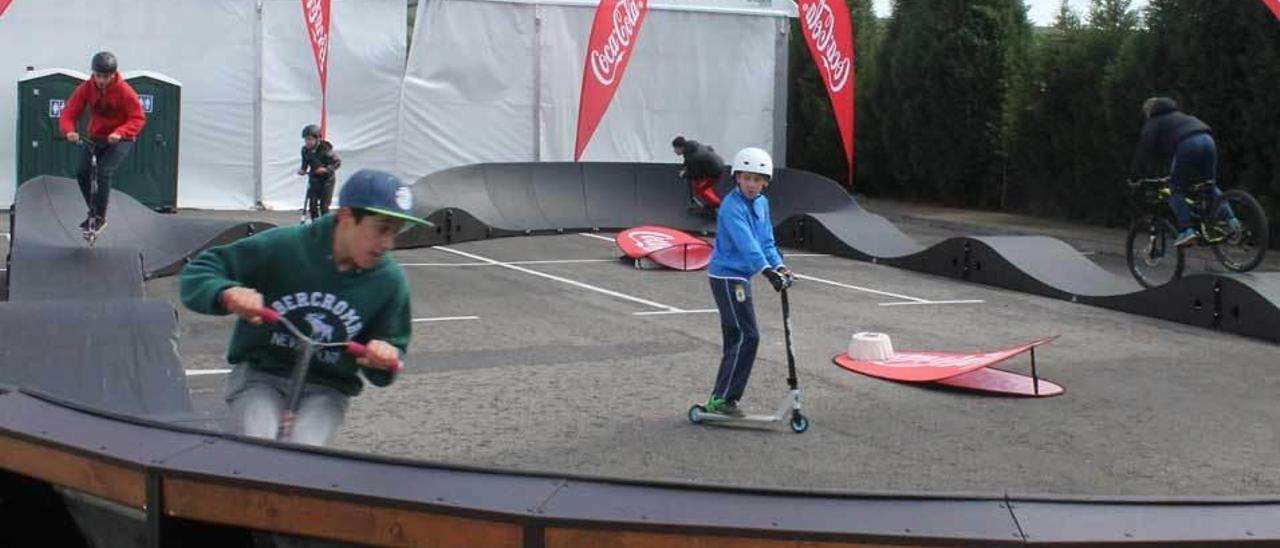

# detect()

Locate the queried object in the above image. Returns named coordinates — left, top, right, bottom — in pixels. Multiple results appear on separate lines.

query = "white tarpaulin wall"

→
left=260, top=0, right=404, bottom=210
left=0, top=0, right=256, bottom=208
left=0, top=0, right=404, bottom=209
left=2, top=0, right=791, bottom=208
left=398, top=0, right=796, bottom=183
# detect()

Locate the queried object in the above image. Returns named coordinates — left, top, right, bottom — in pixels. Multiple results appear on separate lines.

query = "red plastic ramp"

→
left=615, top=226, right=712, bottom=271
left=935, top=367, right=1064, bottom=397
left=832, top=336, right=1059, bottom=383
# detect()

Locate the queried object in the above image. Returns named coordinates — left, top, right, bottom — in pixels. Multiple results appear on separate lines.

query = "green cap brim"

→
left=364, top=207, right=434, bottom=228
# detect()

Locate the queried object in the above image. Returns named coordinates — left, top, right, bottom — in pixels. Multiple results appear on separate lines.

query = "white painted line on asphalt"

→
left=581, top=231, right=822, bottom=259
left=877, top=300, right=985, bottom=307
left=633, top=309, right=719, bottom=316
left=436, top=246, right=681, bottom=312
left=510, top=258, right=618, bottom=265
left=186, top=369, right=232, bottom=376
left=402, top=259, right=615, bottom=267
left=574, top=227, right=982, bottom=307
left=412, top=315, right=480, bottom=323
left=793, top=273, right=928, bottom=303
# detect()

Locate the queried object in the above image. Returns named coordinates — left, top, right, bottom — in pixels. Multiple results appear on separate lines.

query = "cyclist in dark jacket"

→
left=672, top=135, right=726, bottom=211
left=1129, top=97, right=1237, bottom=246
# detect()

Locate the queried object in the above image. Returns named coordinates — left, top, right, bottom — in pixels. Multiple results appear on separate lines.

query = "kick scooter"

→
left=258, top=308, right=403, bottom=441
left=688, top=286, right=809, bottom=433
left=58, top=136, right=104, bottom=247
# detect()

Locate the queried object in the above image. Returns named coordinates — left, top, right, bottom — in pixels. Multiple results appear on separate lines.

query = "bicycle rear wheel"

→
left=1209, top=189, right=1269, bottom=273
left=1126, top=214, right=1184, bottom=288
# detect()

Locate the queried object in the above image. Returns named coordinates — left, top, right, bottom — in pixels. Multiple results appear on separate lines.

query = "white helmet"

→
left=731, top=147, right=773, bottom=178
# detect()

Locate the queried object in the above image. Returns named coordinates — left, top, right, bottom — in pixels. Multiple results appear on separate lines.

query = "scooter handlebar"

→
left=54, top=135, right=97, bottom=147
left=256, top=308, right=403, bottom=372
left=345, top=341, right=405, bottom=373
left=257, top=307, right=282, bottom=324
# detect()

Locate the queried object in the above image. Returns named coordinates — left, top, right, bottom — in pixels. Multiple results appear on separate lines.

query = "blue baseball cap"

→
left=338, top=169, right=432, bottom=227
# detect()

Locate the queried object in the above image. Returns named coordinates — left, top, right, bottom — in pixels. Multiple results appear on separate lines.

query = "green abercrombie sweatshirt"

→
left=180, top=214, right=411, bottom=396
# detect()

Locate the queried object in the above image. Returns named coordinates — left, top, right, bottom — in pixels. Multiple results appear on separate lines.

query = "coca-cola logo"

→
left=801, top=0, right=851, bottom=93
left=589, top=0, right=646, bottom=86
left=304, top=0, right=329, bottom=71
left=627, top=230, right=675, bottom=252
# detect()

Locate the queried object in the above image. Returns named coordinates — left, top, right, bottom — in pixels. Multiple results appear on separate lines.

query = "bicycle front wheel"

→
left=1126, top=214, right=1184, bottom=288
left=1209, top=189, right=1269, bottom=273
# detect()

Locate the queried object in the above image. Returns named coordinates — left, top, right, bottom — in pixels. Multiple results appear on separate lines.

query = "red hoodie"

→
left=58, top=73, right=147, bottom=140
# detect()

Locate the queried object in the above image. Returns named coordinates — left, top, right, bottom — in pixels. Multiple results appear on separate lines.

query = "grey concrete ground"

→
left=8, top=204, right=1280, bottom=497
left=158, top=214, right=1280, bottom=498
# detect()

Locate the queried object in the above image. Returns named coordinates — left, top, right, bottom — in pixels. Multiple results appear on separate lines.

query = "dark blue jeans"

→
left=709, top=276, right=759, bottom=403
left=305, top=176, right=336, bottom=220
left=76, top=140, right=134, bottom=219
left=1168, top=133, right=1232, bottom=231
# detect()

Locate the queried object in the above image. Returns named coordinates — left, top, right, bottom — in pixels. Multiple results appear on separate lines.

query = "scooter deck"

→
left=697, top=412, right=781, bottom=422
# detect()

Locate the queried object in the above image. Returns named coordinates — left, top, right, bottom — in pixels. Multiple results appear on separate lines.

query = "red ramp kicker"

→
left=832, top=335, right=1063, bottom=397
left=616, top=226, right=712, bottom=271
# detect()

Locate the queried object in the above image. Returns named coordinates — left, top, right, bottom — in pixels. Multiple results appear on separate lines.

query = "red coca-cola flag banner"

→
left=797, top=0, right=855, bottom=188
left=301, top=0, right=332, bottom=136
left=1264, top=0, right=1280, bottom=20
left=574, top=0, right=649, bottom=161
left=0, top=0, right=13, bottom=18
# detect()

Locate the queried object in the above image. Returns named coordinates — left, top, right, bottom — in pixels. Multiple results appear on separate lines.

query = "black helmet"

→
left=671, top=135, right=687, bottom=149
left=301, top=124, right=322, bottom=139
left=91, top=51, right=117, bottom=74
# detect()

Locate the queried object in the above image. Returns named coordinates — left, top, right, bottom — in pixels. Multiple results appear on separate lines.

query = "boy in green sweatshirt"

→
left=181, top=169, right=431, bottom=445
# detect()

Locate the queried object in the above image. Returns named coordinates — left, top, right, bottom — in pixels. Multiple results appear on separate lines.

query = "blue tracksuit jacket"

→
left=708, top=187, right=784, bottom=279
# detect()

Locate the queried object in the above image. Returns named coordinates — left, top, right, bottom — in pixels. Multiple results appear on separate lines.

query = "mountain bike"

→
left=1125, top=177, right=1269, bottom=288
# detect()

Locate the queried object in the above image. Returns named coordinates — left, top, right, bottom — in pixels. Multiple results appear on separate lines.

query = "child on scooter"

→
left=181, top=169, right=430, bottom=445
left=298, top=124, right=342, bottom=223
left=704, top=147, right=793, bottom=417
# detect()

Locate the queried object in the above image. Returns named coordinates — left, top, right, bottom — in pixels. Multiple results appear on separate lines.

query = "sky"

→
left=869, top=0, right=1151, bottom=27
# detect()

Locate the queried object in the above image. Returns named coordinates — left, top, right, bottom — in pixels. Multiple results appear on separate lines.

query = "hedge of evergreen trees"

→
left=788, top=0, right=1279, bottom=236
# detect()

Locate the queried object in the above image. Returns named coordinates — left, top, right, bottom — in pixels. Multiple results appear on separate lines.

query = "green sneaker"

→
left=705, top=396, right=745, bottom=418
left=1173, top=228, right=1197, bottom=247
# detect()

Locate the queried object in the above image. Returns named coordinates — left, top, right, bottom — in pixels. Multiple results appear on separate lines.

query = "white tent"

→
left=398, top=0, right=797, bottom=183
left=0, top=0, right=404, bottom=209
left=259, top=0, right=405, bottom=210
left=0, top=0, right=794, bottom=209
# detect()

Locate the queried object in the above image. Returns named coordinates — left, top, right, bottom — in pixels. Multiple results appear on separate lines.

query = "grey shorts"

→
left=224, top=364, right=350, bottom=446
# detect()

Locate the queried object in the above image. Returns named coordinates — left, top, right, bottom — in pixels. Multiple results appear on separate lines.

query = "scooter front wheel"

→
left=790, top=412, right=809, bottom=434
left=688, top=404, right=706, bottom=424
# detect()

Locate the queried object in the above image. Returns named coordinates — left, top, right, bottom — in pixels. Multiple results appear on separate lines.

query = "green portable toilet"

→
left=15, top=69, right=88, bottom=188
left=121, top=71, right=180, bottom=211
left=15, top=69, right=181, bottom=211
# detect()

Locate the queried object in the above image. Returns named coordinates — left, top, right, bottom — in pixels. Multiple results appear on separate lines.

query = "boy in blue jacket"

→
left=704, top=147, right=793, bottom=417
